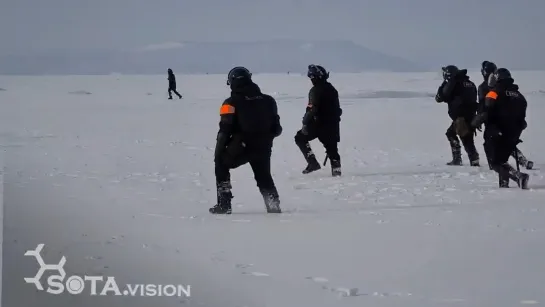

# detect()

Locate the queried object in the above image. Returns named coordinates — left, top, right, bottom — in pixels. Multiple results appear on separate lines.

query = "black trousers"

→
left=168, top=86, right=182, bottom=98
left=215, top=148, right=276, bottom=191
left=445, top=120, right=479, bottom=160
left=483, top=126, right=528, bottom=168
left=483, top=129, right=524, bottom=185
left=484, top=132, right=518, bottom=167
left=294, top=126, right=340, bottom=161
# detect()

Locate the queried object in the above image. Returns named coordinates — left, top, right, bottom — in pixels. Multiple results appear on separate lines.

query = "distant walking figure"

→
left=168, top=68, right=182, bottom=99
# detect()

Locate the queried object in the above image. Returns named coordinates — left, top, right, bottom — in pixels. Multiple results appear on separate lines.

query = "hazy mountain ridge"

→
left=0, top=40, right=425, bottom=75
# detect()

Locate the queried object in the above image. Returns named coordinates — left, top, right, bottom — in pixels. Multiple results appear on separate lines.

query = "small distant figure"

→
left=167, top=68, right=182, bottom=99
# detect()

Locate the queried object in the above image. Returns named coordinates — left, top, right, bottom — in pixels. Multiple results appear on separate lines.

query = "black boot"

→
left=303, top=155, right=321, bottom=174
left=446, top=137, right=463, bottom=165
left=259, top=188, right=281, bottom=213
left=330, top=158, right=341, bottom=177
left=519, top=173, right=530, bottom=189
left=501, top=163, right=530, bottom=190
left=514, top=149, right=534, bottom=170
left=470, top=160, right=480, bottom=166
left=497, top=166, right=510, bottom=188
left=296, top=134, right=321, bottom=174
left=209, top=181, right=233, bottom=214
left=447, top=159, right=462, bottom=166
left=461, top=135, right=479, bottom=166
left=467, top=149, right=480, bottom=166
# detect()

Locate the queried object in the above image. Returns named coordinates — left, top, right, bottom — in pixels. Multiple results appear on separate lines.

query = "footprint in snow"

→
left=305, top=276, right=329, bottom=283
left=211, top=252, right=226, bottom=262
left=235, top=264, right=269, bottom=277
left=306, top=277, right=359, bottom=297
left=306, top=277, right=412, bottom=298
left=241, top=272, right=269, bottom=277
left=84, top=255, right=103, bottom=260
left=520, top=300, right=539, bottom=305
left=329, top=287, right=360, bottom=297
left=432, top=298, right=466, bottom=303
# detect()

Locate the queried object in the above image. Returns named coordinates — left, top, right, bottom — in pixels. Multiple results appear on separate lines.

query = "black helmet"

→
left=227, top=66, right=252, bottom=86
left=487, top=67, right=513, bottom=88
left=481, top=61, right=497, bottom=79
left=307, top=64, right=329, bottom=80
left=441, top=65, right=459, bottom=80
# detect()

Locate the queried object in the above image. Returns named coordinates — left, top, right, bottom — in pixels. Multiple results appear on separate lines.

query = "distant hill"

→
left=0, top=40, right=424, bottom=75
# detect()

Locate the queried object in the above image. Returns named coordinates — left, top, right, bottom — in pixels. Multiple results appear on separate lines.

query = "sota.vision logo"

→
left=23, top=244, right=191, bottom=297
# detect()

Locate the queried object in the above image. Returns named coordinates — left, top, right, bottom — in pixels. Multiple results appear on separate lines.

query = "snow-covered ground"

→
left=1, top=72, right=544, bottom=307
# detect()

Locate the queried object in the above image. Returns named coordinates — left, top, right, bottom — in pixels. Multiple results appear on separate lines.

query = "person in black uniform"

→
left=210, top=67, right=283, bottom=214
left=435, top=65, right=480, bottom=166
left=167, top=68, right=182, bottom=99
left=478, top=61, right=497, bottom=114
left=294, top=64, right=342, bottom=176
left=478, top=61, right=533, bottom=170
left=471, top=68, right=530, bottom=189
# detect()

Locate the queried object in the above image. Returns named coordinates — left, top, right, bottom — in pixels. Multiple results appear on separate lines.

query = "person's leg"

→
left=294, top=129, right=320, bottom=174
left=445, top=121, right=462, bottom=165
left=249, top=151, right=281, bottom=213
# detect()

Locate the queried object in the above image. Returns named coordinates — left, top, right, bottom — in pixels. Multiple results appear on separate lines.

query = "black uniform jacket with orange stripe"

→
left=214, top=81, right=282, bottom=160
left=471, top=79, right=527, bottom=141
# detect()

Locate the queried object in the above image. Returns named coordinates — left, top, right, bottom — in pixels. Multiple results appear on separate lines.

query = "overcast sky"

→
left=1, top=0, right=544, bottom=68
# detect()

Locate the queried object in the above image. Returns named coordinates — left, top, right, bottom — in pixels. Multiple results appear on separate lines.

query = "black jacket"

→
left=215, top=82, right=282, bottom=157
left=435, top=70, right=478, bottom=121
left=473, top=80, right=527, bottom=141
left=168, top=72, right=176, bottom=88
left=302, top=81, right=342, bottom=128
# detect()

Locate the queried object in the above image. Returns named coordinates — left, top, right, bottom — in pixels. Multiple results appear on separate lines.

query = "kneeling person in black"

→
left=211, top=67, right=283, bottom=214
left=295, top=65, right=342, bottom=176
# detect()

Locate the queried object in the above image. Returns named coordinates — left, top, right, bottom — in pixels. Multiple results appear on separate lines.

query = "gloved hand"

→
left=471, top=113, right=485, bottom=129
left=435, top=84, right=445, bottom=103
